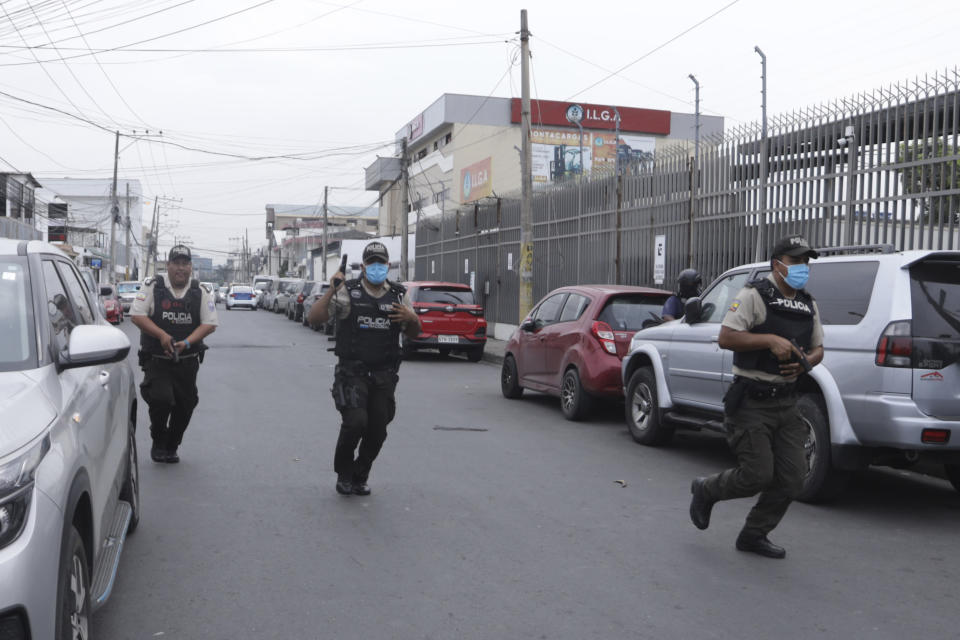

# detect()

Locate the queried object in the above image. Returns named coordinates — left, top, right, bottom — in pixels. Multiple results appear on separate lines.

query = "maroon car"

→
left=501, top=285, right=671, bottom=420
left=99, top=283, right=123, bottom=325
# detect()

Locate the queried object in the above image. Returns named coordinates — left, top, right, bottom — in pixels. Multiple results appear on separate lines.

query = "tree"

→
left=898, top=140, right=960, bottom=224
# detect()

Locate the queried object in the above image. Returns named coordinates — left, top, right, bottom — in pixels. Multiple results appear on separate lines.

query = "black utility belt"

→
left=733, top=376, right=796, bottom=399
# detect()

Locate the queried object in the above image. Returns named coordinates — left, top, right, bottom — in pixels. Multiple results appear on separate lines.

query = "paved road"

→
left=98, top=307, right=960, bottom=640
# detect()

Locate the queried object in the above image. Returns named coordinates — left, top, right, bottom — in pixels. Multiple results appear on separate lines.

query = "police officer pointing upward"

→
left=689, top=235, right=824, bottom=559
left=131, top=245, right=218, bottom=463
left=308, top=241, right=421, bottom=496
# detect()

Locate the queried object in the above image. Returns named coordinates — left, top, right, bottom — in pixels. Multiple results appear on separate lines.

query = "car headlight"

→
left=0, top=436, right=49, bottom=549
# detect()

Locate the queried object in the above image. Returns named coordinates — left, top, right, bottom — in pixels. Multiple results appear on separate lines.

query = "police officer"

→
left=661, top=268, right=702, bottom=321
left=131, top=245, right=218, bottom=463
left=688, top=235, right=824, bottom=558
left=308, top=241, right=421, bottom=496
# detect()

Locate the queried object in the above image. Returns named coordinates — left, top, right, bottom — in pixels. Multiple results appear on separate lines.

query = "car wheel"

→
left=56, top=525, right=91, bottom=640
left=500, top=354, right=523, bottom=399
left=560, top=368, right=593, bottom=421
left=118, top=422, right=140, bottom=534
left=944, top=464, right=960, bottom=493
left=467, top=347, right=483, bottom=363
left=625, top=367, right=673, bottom=445
left=795, top=393, right=851, bottom=503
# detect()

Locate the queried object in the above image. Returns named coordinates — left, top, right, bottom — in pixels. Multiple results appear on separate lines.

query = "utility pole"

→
left=321, top=186, right=329, bottom=281
left=124, top=182, right=131, bottom=279
left=108, top=130, right=120, bottom=283
left=754, top=46, right=768, bottom=261
left=688, top=74, right=700, bottom=267
left=147, top=198, right=159, bottom=278
left=399, top=137, right=409, bottom=281
left=518, top=8, right=534, bottom=320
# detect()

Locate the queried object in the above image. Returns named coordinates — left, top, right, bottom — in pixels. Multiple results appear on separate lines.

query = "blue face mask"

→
left=364, top=262, right=389, bottom=285
left=777, top=260, right=809, bottom=289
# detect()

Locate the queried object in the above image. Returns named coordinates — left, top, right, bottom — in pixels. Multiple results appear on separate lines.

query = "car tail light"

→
left=876, top=320, right=912, bottom=367
left=469, top=308, right=484, bottom=317
left=297, top=294, right=305, bottom=303
left=230, top=293, right=236, bottom=298
left=922, top=429, right=950, bottom=444
left=591, top=321, right=618, bottom=355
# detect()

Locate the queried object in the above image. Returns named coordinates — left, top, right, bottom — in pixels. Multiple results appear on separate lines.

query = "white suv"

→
left=0, top=239, right=139, bottom=639
left=622, top=246, right=960, bottom=502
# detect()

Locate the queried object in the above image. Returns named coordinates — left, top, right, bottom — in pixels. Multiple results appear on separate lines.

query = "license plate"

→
left=437, top=335, right=459, bottom=344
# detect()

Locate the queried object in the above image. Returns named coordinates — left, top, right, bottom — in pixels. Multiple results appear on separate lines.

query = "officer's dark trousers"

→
left=139, top=356, right=200, bottom=450
left=331, top=361, right=398, bottom=481
left=702, top=392, right=807, bottom=537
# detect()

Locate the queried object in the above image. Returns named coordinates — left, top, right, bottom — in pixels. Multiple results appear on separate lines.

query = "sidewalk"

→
left=481, top=337, right=507, bottom=366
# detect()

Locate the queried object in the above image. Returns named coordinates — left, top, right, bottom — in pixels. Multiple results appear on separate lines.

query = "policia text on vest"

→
left=308, top=241, right=421, bottom=497
left=688, top=235, right=824, bottom=560
left=130, top=245, right=218, bottom=464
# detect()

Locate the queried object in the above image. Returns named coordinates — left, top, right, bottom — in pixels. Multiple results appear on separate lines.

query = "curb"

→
left=481, top=350, right=505, bottom=366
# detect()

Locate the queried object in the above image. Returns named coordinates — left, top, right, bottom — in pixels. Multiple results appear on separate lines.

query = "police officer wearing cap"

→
left=308, top=241, right=420, bottom=496
left=689, top=234, right=824, bottom=559
left=662, top=268, right=702, bottom=321
left=131, top=245, right=218, bottom=463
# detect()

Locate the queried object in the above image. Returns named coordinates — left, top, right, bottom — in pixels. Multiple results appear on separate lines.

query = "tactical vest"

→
left=140, top=276, right=205, bottom=356
left=733, top=278, right=815, bottom=376
left=334, top=278, right=405, bottom=367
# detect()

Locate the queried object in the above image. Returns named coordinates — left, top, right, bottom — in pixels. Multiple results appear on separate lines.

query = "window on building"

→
left=416, top=148, right=427, bottom=161
left=433, top=141, right=439, bottom=151
left=444, top=133, right=452, bottom=145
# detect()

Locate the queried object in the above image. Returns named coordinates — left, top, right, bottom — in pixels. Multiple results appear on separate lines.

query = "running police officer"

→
left=689, top=235, right=824, bottom=558
left=308, top=241, right=420, bottom=496
left=661, top=268, right=702, bottom=321
left=131, top=245, right=218, bottom=463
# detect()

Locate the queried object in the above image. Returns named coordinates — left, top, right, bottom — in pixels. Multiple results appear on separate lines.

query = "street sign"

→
left=654, top=235, right=666, bottom=285
left=90, top=258, right=102, bottom=269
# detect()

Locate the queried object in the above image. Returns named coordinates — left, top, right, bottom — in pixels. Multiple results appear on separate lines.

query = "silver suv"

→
left=621, top=246, right=960, bottom=502
left=0, top=239, right=139, bottom=639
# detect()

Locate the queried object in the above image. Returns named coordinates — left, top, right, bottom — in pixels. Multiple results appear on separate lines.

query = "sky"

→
left=0, top=0, right=957, bottom=263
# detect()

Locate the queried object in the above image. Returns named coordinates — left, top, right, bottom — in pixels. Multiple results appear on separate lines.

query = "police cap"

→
left=772, top=235, right=819, bottom=260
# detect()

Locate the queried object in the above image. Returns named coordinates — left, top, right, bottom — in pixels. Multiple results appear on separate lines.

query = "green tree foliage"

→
left=898, top=140, right=960, bottom=223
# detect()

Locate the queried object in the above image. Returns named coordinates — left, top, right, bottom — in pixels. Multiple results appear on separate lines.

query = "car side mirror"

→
left=683, top=297, right=703, bottom=324
left=60, top=325, right=131, bottom=370
left=521, top=318, right=538, bottom=332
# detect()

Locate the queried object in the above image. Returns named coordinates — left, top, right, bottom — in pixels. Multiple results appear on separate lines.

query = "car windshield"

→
left=232, top=286, right=253, bottom=293
left=415, top=286, right=475, bottom=305
left=598, top=295, right=669, bottom=331
left=117, top=282, right=140, bottom=293
left=0, top=258, right=36, bottom=372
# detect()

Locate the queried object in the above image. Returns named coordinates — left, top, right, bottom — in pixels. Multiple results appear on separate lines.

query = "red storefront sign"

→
left=510, top=98, right=670, bottom=135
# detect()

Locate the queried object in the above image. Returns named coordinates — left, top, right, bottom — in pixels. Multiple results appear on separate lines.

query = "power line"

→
left=566, top=0, right=743, bottom=100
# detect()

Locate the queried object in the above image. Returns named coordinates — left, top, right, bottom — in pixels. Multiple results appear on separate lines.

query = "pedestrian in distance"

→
left=661, top=268, right=702, bottom=321
left=131, top=245, right=218, bottom=463
left=689, top=235, right=824, bottom=558
left=308, top=241, right=421, bottom=496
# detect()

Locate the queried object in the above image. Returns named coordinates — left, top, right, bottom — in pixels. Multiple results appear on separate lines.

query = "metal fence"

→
left=416, top=69, right=960, bottom=327
left=0, top=216, right=41, bottom=241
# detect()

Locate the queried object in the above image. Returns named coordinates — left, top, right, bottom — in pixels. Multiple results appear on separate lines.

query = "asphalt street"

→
left=97, top=306, right=960, bottom=640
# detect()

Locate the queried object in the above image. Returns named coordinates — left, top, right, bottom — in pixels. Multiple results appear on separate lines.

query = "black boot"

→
left=336, top=473, right=353, bottom=495
left=150, top=441, right=167, bottom=462
left=352, top=476, right=371, bottom=496
left=735, top=533, right=786, bottom=559
left=689, top=477, right=715, bottom=530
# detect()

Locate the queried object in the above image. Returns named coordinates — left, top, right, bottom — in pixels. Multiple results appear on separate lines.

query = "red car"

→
left=402, top=281, right=487, bottom=362
left=501, top=285, right=671, bottom=420
left=99, top=283, right=124, bottom=325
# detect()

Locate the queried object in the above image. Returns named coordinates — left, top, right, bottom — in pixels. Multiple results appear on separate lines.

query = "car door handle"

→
left=99, top=370, right=110, bottom=387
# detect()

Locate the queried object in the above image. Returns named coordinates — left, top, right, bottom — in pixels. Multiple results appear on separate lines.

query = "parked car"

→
left=0, top=239, right=139, bottom=640
left=226, top=284, right=256, bottom=310
left=217, top=286, right=228, bottom=304
left=99, top=283, right=124, bottom=324
left=286, top=280, right=315, bottom=321
left=115, top=280, right=142, bottom=312
left=78, top=267, right=107, bottom=319
left=302, top=283, right=335, bottom=333
left=501, top=285, right=672, bottom=419
left=620, top=246, right=960, bottom=502
left=272, top=278, right=303, bottom=313
left=401, top=281, right=488, bottom=362
left=253, top=275, right=278, bottom=308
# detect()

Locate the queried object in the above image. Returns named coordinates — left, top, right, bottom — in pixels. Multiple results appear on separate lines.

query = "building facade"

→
left=0, top=173, right=42, bottom=241
left=365, top=94, right=724, bottom=236
left=263, top=203, right=378, bottom=276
